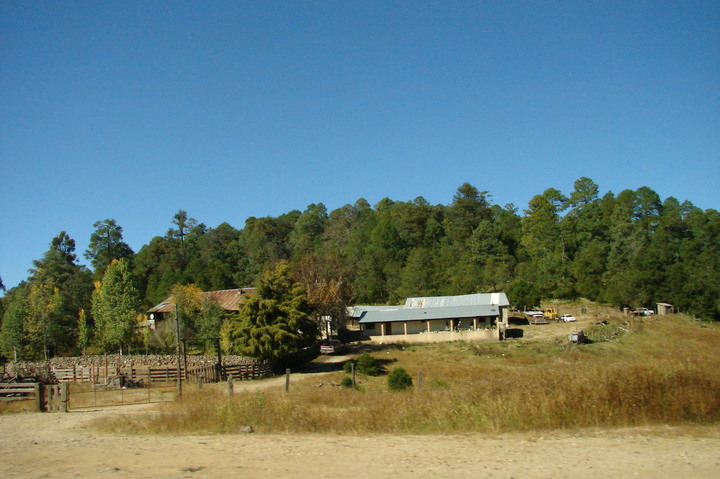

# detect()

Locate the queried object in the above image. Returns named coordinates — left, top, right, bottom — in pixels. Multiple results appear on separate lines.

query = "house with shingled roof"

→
left=145, top=288, right=255, bottom=329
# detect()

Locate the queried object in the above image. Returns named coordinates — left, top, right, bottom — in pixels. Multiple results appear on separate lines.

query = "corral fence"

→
left=67, top=382, right=176, bottom=410
left=51, top=362, right=273, bottom=384
left=2, top=359, right=273, bottom=412
left=56, top=362, right=272, bottom=410
left=0, top=382, right=68, bottom=412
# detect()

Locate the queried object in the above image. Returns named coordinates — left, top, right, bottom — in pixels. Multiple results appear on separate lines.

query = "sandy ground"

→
left=3, top=341, right=719, bottom=479
left=1, top=401, right=719, bottom=479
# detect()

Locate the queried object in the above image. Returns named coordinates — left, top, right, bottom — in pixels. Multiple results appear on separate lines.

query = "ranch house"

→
left=144, top=288, right=256, bottom=329
left=349, top=292, right=510, bottom=344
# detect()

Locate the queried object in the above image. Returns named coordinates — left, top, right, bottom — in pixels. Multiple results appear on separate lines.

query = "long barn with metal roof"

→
left=350, top=292, right=510, bottom=344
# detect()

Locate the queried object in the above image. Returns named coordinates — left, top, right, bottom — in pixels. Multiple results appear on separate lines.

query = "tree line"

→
left=1, top=177, right=718, bottom=360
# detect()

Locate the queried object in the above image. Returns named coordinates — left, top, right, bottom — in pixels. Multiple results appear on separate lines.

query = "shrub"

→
left=356, top=353, right=381, bottom=376
left=340, top=375, right=354, bottom=389
left=388, top=367, right=413, bottom=391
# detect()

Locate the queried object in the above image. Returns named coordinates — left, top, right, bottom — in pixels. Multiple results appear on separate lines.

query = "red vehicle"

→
left=320, top=340, right=346, bottom=355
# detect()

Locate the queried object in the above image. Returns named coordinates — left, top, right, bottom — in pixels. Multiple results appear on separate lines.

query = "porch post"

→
left=450, top=319, right=455, bottom=332
left=380, top=323, right=386, bottom=336
left=427, top=321, right=431, bottom=333
left=403, top=322, right=408, bottom=335
left=473, top=318, right=478, bottom=331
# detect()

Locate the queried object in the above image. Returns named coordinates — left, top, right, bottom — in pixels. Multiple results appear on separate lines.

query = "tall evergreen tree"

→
left=25, top=232, right=92, bottom=356
left=222, top=261, right=317, bottom=361
left=518, top=188, right=568, bottom=297
left=0, top=285, right=29, bottom=359
left=85, top=219, right=134, bottom=278
left=444, top=183, right=491, bottom=246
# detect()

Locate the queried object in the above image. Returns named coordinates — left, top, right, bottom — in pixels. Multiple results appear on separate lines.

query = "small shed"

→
left=656, top=303, right=674, bottom=315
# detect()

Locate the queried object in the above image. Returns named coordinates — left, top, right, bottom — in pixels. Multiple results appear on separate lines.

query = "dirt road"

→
left=1, top=403, right=719, bottom=479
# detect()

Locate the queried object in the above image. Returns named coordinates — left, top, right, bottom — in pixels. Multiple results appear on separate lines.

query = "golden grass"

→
left=99, top=315, right=720, bottom=435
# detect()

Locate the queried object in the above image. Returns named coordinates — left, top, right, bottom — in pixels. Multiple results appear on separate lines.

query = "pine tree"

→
left=84, top=219, right=134, bottom=278
left=222, top=261, right=317, bottom=361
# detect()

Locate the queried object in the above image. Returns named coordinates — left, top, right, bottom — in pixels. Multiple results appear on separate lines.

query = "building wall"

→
left=362, top=317, right=499, bottom=336
left=367, top=328, right=499, bottom=344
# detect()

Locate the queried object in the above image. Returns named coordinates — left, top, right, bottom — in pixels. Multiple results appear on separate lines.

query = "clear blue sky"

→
left=1, top=1, right=718, bottom=292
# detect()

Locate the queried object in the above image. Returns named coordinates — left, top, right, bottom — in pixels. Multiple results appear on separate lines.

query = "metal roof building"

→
left=350, top=292, right=510, bottom=344
left=358, top=304, right=502, bottom=324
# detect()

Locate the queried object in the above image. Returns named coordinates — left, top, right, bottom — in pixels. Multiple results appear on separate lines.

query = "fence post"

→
left=351, top=363, right=356, bottom=389
left=61, top=383, right=68, bottom=413
left=53, top=385, right=60, bottom=411
left=216, top=337, right=223, bottom=382
left=418, top=370, right=423, bottom=389
left=35, top=383, right=42, bottom=412
left=228, top=374, right=234, bottom=396
left=198, top=374, right=203, bottom=390
left=285, top=368, right=291, bottom=392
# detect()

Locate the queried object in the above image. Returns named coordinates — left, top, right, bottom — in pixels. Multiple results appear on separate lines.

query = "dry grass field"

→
left=2, top=312, right=720, bottom=478
left=99, top=313, right=720, bottom=436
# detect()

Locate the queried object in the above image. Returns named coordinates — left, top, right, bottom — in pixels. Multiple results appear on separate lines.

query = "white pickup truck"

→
left=633, top=308, right=654, bottom=316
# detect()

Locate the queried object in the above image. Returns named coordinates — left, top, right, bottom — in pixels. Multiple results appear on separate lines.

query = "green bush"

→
left=387, top=367, right=413, bottom=391
left=356, top=353, right=381, bottom=376
left=340, top=375, right=354, bottom=389
left=343, top=361, right=354, bottom=374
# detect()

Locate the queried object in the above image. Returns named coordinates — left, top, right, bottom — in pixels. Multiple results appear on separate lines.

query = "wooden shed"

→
left=656, top=303, right=674, bottom=315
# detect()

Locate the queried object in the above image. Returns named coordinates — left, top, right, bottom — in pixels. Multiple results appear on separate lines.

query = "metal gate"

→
left=68, top=382, right=176, bottom=410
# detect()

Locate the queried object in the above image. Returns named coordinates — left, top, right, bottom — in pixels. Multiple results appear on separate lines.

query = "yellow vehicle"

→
left=543, top=308, right=558, bottom=321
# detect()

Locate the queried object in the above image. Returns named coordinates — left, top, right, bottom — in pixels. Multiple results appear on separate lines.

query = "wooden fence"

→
left=51, top=362, right=272, bottom=384
left=0, top=382, right=67, bottom=412
left=222, top=363, right=272, bottom=380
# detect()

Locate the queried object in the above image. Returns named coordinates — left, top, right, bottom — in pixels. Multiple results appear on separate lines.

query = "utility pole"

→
left=175, top=303, right=182, bottom=398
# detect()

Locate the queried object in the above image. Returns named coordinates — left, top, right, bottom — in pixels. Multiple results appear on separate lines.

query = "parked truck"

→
left=525, top=310, right=548, bottom=324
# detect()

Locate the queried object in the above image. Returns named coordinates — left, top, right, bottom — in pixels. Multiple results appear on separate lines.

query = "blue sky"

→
left=1, top=1, right=718, bottom=292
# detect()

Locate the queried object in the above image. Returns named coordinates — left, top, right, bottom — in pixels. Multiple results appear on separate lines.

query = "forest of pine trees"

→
left=1, top=177, right=718, bottom=359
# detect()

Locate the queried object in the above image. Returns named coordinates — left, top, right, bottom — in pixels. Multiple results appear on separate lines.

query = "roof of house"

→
left=358, top=304, right=502, bottom=324
left=347, top=305, right=403, bottom=318
left=348, top=293, right=510, bottom=321
left=147, top=288, right=256, bottom=314
left=404, top=292, right=509, bottom=309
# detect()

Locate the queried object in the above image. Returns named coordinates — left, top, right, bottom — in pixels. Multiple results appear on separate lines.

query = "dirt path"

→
left=230, top=353, right=353, bottom=392
left=1, top=403, right=719, bottom=479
